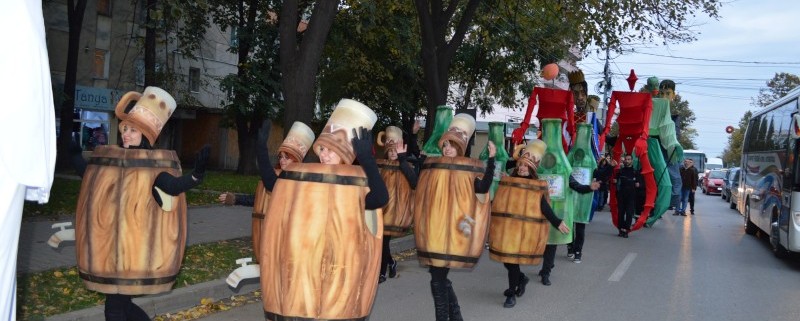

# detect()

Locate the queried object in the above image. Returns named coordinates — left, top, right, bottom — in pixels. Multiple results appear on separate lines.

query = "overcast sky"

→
left=480, top=0, right=800, bottom=159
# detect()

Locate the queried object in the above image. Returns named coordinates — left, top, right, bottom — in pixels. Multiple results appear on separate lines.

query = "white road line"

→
left=608, top=253, right=637, bottom=282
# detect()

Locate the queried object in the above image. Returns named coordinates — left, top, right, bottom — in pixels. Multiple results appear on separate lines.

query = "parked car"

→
left=722, top=167, right=740, bottom=201
left=727, top=168, right=742, bottom=210
left=702, top=169, right=726, bottom=195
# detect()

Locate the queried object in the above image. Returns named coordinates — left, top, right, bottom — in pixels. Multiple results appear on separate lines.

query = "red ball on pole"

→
left=725, top=125, right=734, bottom=134
left=542, top=63, right=559, bottom=80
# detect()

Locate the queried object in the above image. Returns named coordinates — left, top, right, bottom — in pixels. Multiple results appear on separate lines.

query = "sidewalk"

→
left=23, top=204, right=416, bottom=320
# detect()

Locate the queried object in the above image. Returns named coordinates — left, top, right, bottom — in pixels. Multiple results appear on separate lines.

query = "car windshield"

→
left=709, top=171, right=725, bottom=179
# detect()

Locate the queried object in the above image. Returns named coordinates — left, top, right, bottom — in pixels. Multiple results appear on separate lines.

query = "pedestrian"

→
left=593, top=155, right=615, bottom=211
left=0, top=2, right=57, bottom=319
left=259, top=99, right=388, bottom=320
left=490, top=140, right=570, bottom=308
left=414, top=113, right=495, bottom=321
left=70, top=87, right=210, bottom=321
left=613, top=154, right=641, bottom=237
left=676, top=158, right=699, bottom=216
left=375, top=125, right=418, bottom=283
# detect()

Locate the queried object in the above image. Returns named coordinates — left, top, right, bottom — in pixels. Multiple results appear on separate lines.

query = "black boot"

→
left=539, top=272, right=551, bottom=286
left=430, top=281, right=449, bottom=321
left=445, top=280, right=463, bottom=321
left=516, top=273, right=529, bottom=297
left=503, top=289, right=516, bottom=308
left=388, top=259, right=398, bottom=278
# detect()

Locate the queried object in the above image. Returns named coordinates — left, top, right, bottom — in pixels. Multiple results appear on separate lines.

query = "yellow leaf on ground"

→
left=53, top=271, right=64, bottom=278
left=200, top=297, right=213, bottom=305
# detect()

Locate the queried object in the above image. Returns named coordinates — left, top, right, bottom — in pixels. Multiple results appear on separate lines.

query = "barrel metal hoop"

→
left=498, top=180, right=548, bottom=191
left=417, top=251, right=479, bottom=264
left=377, top=164, right=401, bottom=171
left=88, top=157, right=180, bottom=169
left=279, top=170, right=367, bottom=187
left=265, top=311, right=367, bottom=321
left=491, top=212, right=547, bottom=223
left=252, top=212, right=265, bottom=219
left=79, top=271, right=177, bottom=286
left=489, top=248, right=543, bottom=259
left=421, top=163, right=484, bottom=173
left=383, top=225, right=406, bottom=233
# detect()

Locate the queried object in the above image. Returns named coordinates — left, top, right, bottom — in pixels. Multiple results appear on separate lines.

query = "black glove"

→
left=192, top=144, right=210, bottom=181
left=351, top=127, right=374, bottom=163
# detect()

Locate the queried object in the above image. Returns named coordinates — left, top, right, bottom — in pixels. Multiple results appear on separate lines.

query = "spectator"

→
left=676, top=158, right=698, bottom=216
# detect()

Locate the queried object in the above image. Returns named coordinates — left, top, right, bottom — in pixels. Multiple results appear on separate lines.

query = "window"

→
left=93, top=49, right=109, bottom=79
left=75, top=110, right=111, bottom=151
left=97, top=0, right=112, bottom=16
left=229, top=27, right=238, bottom=47
left=189, top=68, right=201, bottom=92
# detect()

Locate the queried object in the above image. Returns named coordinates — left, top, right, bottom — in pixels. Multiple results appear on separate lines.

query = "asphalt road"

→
left=196, top=192, right=800, bottom=321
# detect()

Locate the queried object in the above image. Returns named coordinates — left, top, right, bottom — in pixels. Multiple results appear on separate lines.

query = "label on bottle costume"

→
left=540, top=174, right=565, bottom=200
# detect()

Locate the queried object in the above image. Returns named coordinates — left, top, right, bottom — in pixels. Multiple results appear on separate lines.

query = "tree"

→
left=671, top=94, right=697, bottom=149
left=752, top=72, right=800, bottom=108
left=56, top=0, right=88, bottom=169
left=413, top=0, right=722, bottom=141
left=722, top=111, right=751, bottom=166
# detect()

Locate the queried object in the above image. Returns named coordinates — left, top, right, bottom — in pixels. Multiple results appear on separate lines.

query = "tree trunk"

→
left=280, top=0, right=339, bottom=135
left=233, top=0, right=261, bottom=174
left=144, top=0, right=157, bottom=87
left=57, top=0, right=88, bottom=170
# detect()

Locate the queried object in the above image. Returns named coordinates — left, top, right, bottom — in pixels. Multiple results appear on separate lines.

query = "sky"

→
left=479, top=0, right=800, bottom=159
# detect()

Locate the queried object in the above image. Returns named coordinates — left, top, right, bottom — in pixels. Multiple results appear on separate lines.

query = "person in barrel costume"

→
left=375, top=125, right=418, bottom=283
left=69, top=87, right=210, bottom=321
left=489, top=140, right=570, bottom=308
left=414, top=113, right=495, bottom=321
left=258, top=99, right=388, bottom=320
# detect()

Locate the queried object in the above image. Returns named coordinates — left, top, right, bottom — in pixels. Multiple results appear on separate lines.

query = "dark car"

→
left=727, top=168, right=742, bottom=210
left=722, top=167, right=740, bottom=201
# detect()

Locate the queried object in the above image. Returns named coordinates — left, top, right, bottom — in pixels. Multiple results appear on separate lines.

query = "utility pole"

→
left=599, top=47, right=612, bottom=125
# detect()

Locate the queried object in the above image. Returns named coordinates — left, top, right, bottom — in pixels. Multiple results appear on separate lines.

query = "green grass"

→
left=17, top=238, right=254, bottom=321
left=23, top=171, right=261, bottom=220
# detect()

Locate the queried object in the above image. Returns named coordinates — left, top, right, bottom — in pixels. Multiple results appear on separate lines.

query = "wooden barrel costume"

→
left=414, top=156, right=491, bottom=269
left=377, top=159, right=414, bottom=236
left=488, top=177, right=550, bottom=265
left=259, top=163, right=382, bottom=320
left=75, top=145, right=187, bottom=295
left=250, top=169, right=280, bottom=260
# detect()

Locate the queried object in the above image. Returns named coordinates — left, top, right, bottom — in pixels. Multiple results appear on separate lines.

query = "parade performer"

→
left=489, top=140, right=570, bottom=308
left=414, top=113, right=494, bottom=321
left=376, top=125, right=418, bottom=283
left=70, top=87, right=210, bottom=320
left=659, top=79, right=685, bottom=211
left=598, top=71, right=658, bottom=234
left=259, top=99, right=388, bottom=321
left=0, top=2, right=56, bottom=319
left=643, top=77, right=681, bottom=226
left=613, top=154, right=642, bottom=237
left=218, top=121, right=314, bottom=287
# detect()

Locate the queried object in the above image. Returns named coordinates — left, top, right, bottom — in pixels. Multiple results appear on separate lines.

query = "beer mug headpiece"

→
left=279, top=122, right=315, bottom=163
left=377, top=125, right=404, bottom=154
left=313, top=99, right=377, bottom=164
left=115, top=86, right=176, bottom=145
left=438, top=113, right=476, bottom=157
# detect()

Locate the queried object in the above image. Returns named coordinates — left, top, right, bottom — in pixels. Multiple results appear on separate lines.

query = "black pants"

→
left=617, top=194, right=635, bottom=230
left=380, top=236, right=394, bottom=276
left=572, top=223, right=586, bottom=253
left=429, top=266, right=450, bottom=282
left=688, top=190, right=695, bottom=211
left=539, top=244, right=557, bottom=276
left=104, top=294, right=150, bottom=321
left=503, top=263, right=521, bottom=290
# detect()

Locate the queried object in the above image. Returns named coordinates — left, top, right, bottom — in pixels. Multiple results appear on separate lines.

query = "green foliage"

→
left=671, top=94, right=697, bottom=149
left=722, top=111, right=751, bottom=166
left=752, top=72, right=800, bottom=108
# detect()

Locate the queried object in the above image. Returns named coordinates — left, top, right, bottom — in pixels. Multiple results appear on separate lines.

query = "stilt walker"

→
left=643, top=77, right=681, bottom=226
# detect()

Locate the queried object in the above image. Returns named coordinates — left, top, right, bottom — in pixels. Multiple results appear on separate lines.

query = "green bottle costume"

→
left=567, top=123, right=597, bottom=224
left=538, top=119, right=574, bottom=244
left=479, top=122, right=509, bottom=199
left=422, top=106, right=453, bottom=156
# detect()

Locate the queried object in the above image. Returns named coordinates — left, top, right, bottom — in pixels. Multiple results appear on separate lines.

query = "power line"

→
left=631, top=51, right=800, bottom=65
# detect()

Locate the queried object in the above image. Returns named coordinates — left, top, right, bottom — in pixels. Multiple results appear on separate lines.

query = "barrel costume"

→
left=414, top=113, right=494, bottom=321
left=72, top=87, right=207, bottom=321
left=489, top=140, right=564, bottom=308
left=259, top=99, right=388, bottom=321
left=376, top=126, right=417, bottom=282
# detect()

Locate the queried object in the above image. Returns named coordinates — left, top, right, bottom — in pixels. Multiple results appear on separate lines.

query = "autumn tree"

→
left=671, top=94, right=697, bottom=149
left=721, top=111, right=751, bottom=166
left=752, top=72, right=800, bottom=108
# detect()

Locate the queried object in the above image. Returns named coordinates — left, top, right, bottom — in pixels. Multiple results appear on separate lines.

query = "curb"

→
left=45, top=234, right=416, bottom=321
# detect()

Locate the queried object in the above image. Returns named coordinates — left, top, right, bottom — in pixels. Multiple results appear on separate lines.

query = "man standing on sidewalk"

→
left=0, top=1, right=57, bottom=320
left=676, top=158, right=698, bottom=216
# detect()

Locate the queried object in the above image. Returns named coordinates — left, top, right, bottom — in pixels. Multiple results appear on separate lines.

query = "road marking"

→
left=608, top=253, right=637, bottom=282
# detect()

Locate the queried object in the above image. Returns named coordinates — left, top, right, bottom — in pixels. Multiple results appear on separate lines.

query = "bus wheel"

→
left=770, top=218, right=789, bottom=258
left=744, top=201, right=757, bottom=235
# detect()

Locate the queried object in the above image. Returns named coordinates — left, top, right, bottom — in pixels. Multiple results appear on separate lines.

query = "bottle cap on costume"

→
left=438, top=113, right=476, bottom=156
left=313, top=99, right=378, bottom=164
left=279, top=122, right=315, bottom=162
left=568, top=70, right=586, bottom=86
left=378, top=125, right=404, bottom=151
left=115, top=86, right=177, bottom=144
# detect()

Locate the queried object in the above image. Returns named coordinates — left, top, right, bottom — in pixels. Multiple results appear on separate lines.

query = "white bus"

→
left=683, top=149, right=707, bottom=178
left=739, top=85, right=800, bottom=257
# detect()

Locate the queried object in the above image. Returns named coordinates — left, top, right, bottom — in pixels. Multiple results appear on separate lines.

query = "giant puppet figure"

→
left=598, top=70, right=657, bottom=233
left=259, top=99, right=388, bottom=321
left=659, top=79, right=685, bottom=211
left=644, top=77, right=682, bottom=226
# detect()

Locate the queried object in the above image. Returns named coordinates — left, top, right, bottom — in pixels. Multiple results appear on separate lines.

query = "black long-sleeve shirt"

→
left=569, top=175, right=594, bottom=194
left=71, top=148, right=201, bottom=207
left=396, top=152, right=419, bottom=190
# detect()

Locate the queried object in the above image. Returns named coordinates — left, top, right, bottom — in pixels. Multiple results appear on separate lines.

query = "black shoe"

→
left=503, top=289, right=516, bottom=308
left=388, top=260, right=398, bottom=278
left=516, top=273, right=529, bottom=297
left=573, top=252, right=582, bottom=264
left=540, top=275, right=551, bottom=286
left=378, top=275, right=387, bottom=284
left=430, top=281, right=449, bottom=321
left=623, top=231, right=629, bottom=238
left=673, top=212, right=679, bottom=216
left=618, top=230, right=624, bottom=237
left=691, top=211, right=695, bottom=215
left=681, top=213, right=687, bottom=216
left=445, top=280, right=463, bottom=321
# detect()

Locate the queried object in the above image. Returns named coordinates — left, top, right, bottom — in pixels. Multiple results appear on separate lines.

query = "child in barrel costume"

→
left=489, top=139, right=570, bottom=308
left=375, top=125, right=418, bottom=283
left=414, top=113, right=495, bottom=321
left=70, top=87, right=209, bottom=321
